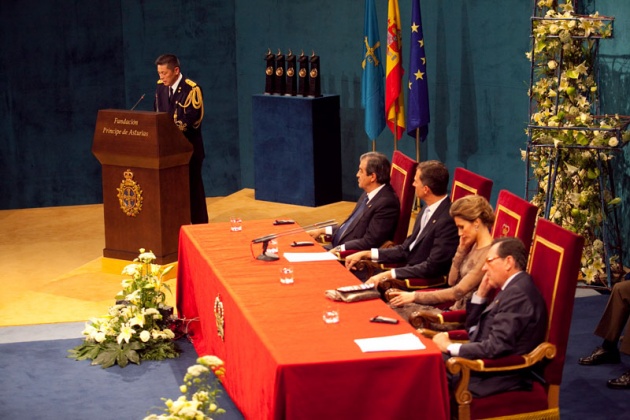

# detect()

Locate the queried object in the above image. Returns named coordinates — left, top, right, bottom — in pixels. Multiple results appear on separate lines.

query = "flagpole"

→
left=414, top=128, right=421, bottom=213
left=393, top=108, right=398, bottom=151
left=415, top=128, right=420, bottom=162
left=372, top=139, right=376, bottom=152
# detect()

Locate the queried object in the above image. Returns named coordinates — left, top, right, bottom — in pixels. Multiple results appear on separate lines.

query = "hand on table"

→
left=387, top=290, right=416, bottom=307
left=365, top=270, right=392, bottom=286
left=432, top=332, right=452, bottom=354
left=307, top=228, right=324, bottom=239
left=344, top=251, right=370, bottom=271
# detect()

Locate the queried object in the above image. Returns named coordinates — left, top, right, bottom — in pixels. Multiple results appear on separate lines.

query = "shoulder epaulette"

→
left=178, top=80, right=203, bottom=129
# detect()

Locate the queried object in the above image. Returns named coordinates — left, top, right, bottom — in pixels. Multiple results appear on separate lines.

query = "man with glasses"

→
left=433, top=237, right=548, bottom=398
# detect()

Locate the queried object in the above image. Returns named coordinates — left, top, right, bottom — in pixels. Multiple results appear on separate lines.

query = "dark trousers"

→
left=189, top=154, right=208, bottom=224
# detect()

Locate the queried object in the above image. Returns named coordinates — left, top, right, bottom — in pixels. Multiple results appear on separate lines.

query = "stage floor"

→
left=0, top=189, right=355, bottom=327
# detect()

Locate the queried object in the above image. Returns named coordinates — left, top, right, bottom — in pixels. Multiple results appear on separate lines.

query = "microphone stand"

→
left=251, top=219, right=336, bottom=261
left=257, top=239, right=278, bottom=261
left=130, top=93, right=146, bottom=111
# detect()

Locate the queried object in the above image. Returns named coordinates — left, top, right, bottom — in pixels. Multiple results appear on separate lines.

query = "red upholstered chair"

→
left=445, top=218, right=584, bottom=420
left=388, top=151, right=418, bottom=245
left=491, top=189, right=539, bottom=251
left=450, top=167, right=493, bottom=203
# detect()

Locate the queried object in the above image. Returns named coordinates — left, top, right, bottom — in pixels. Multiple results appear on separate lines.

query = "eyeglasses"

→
left=485, top=256, right=504, bottom=263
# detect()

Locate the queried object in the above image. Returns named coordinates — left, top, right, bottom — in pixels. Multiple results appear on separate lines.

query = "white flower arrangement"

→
left=144, top=355, right=227, bottom=420
left=69, top=249, right=179, bottom=368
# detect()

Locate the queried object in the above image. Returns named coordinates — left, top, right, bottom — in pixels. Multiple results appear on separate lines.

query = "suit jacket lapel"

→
left=403, top=208, right=424, bottom=249
left=415, top=198, right=450, bottom=242
left=338, top=193, right=369, bottom=241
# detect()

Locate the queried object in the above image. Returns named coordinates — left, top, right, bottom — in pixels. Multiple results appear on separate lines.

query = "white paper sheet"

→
left=354, top=332, right=426, bottom=352
left=283, top=252, right=338, bottom=262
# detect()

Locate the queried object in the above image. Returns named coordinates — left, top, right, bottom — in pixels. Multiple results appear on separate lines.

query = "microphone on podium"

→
left=130, top=93, right=146, bottom=111
left=251, top=219, right=336, bottom=261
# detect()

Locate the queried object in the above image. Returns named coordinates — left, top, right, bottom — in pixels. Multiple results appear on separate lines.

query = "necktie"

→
left=409, top=207, right=431, bottom=250
left=168, top=87, right=173, bottom=101
left=332, top=196, right=369, bottom=246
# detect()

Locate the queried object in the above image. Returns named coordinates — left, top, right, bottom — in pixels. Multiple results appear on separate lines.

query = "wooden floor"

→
left=0, top=189, right=355, bottom=327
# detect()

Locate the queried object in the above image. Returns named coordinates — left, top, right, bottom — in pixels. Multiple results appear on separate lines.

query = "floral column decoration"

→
left=525, top=0, right=630, bottom=287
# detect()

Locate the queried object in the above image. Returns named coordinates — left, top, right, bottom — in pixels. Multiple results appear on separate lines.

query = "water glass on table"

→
left=280, top=266, right=294, bottom=285
left=322, top=304, right=340, bottom=324
left=229, top=216, right=242, bottom=232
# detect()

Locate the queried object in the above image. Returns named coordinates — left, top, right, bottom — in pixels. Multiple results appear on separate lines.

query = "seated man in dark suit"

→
left=308, top=152, right=400, bottom=252
left=578, top=279, right=630, bottom=389
left=344, top=160, right=458, bottom=284
left=433, top=237, right=548, bottom=398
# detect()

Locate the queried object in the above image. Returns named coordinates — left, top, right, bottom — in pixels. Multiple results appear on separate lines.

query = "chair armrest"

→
left=380, top=240, right=396, bottom=249
left=409, top=309, right=468, bottom=329
left=416, top=328, right=439, bottom=338
left=441, top=310, right=467, bottom=323
left=316, top=233, right=332, bottom=245
left=445, top=342, right=557, bottom=410
left=448, top=330, right=470, bottom=342
left=381, top=276, right=448, bottom=292
left=447, top=342, right=556, bottom=375
left=338, top=249, right=360, bottom=259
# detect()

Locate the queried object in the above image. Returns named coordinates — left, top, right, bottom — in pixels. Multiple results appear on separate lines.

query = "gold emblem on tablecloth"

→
left=214, top=294, right=225, bottom=341
left=116, top=169, right=143, bottom=217
left=501, top=224, right=510, bottom=236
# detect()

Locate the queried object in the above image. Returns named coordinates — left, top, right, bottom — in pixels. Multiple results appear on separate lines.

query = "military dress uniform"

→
left=154, top=76, right=208, bottom=224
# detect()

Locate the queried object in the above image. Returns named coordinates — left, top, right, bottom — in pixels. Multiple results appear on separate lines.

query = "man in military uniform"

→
left=154, top=54, right=208, bottom=224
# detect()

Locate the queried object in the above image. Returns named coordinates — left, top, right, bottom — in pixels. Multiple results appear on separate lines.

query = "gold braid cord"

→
left=178, top=79, right=204, bottom=129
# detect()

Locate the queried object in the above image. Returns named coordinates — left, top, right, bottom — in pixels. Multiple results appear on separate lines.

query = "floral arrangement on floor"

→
left=68, top=249, right=180, bottom=368
left=525, top=0, right=630, bottom=284
left=144, top=355, right=226, bottom=420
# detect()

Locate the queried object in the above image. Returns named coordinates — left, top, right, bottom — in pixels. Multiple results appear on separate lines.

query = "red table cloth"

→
left=176, top=220, right=450, bottom=420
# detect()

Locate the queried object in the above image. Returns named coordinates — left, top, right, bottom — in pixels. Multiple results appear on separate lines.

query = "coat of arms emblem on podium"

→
left=117, top=169, right=143, bottom=217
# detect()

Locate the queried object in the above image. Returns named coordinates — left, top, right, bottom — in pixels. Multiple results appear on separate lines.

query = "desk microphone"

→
left=130, top=93, right=146, bottom=111
left=251, top=219, right=336, bottom=261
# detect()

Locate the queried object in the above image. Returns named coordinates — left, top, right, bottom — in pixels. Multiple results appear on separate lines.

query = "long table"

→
left=176, top=220, right=450, bottom=420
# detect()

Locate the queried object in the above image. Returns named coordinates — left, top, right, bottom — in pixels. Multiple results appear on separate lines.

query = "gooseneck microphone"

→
left=130, top=93, right=146, bottom=111
left=251, top=219, right=336, bottom=261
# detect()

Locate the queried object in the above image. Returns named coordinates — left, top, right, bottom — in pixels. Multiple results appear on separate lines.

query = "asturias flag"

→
left=385, top=0, right=405, bottom=140
left=361, top=0, right=385, bottom=141
left=407, top=0, right=430, bottom=141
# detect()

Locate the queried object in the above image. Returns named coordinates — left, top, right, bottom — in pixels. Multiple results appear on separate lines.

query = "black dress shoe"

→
left=607, top=370, right=630, bottom=389
left=578, top=346, right=621, bottom=365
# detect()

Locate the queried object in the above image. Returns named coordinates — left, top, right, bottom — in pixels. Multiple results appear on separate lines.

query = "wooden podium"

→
left=92, top=109, right=193, bottom=264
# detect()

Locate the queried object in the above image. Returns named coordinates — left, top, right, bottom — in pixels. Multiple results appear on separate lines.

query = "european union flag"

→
left=407, top=0, right=430, bottom=141
left=361, top=0, right=385, bottom=141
